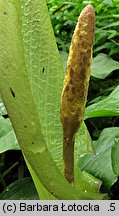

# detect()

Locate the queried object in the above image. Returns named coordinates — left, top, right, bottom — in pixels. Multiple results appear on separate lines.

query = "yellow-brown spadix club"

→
left=60, top=5, right=95, bottom=184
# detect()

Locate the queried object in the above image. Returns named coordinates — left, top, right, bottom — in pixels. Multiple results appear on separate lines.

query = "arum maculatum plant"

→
left=60, top=4, right=95, bottom=184
left=0, top=0, right=107, bottom=200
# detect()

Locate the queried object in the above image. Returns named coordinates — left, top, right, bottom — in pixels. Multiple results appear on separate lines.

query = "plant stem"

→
left=52, top=4, right=66, bottom=15
left=63, top=133, right=74, bottom=183
left=60, top=5, right=95, bottom=184
left=2, top=162, right=19, bottom=178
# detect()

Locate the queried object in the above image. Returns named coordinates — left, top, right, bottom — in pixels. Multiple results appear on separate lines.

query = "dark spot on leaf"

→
left=42, top=67, right=45, bottom=73
left=79, top=69, right=86, bottom=79
left=67, top=97, right=73, bottom=102
left=65, top=85, right=69, bottom=92
left=86, top=49, right=91, bottom=58
left=80, top=35, right=82, bottom=40
left=24, top=125, right=27, bottom=128
left=36, top=20, right=39, bottom=22
left=81, top=56, right=87, bottom=66
left=79, top=52, right=85, bottom=62
left=3, top=12, right=7, bottom=15
left=78, top=85, right=85, bottom=99
left=80, top=41, right=85, bottom=49
left=10, top=87, right=15, bottom=97
left=70, top=67, right=74, bottom=77
left=88, top=13, right=93, bottom=18
left=72, top=86, right=75, bottom=94
left=2, top=114, right=9, bottom=119
left=32, top=142, right=34, bottom=145
left=69, top=79, right=73, bottom=85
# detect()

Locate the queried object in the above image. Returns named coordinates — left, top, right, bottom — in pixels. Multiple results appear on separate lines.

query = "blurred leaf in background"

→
left=91, top=53, right=119, bottom=79
left=78, top=127, right=119, bottom=191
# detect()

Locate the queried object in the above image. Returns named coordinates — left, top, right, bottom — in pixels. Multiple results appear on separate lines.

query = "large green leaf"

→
left=85, top=85, right=119, bottom=119
left=78, top=128, right=119, bottom=190
left=24, top=155, right=56, bottom=200
left=0, top=98, right=19, bottom=153
left=0, top=0, right=104, bottom=200
left=75, top=122, right=94, bottom=158
left=0, top=96, right=6, bottom=115
left=91, top=53, right=119, bottom=79
left=0, top=177, right=39, bottom=200
left=101, top=21, right=119, bottom=29
left=111, top=137, right=119, bottom=176
left=60, top=51, right=68, bottom=71
left=0, top=118, right=102, bottom=198
left=0, top=116, right=19, bottom=153
left=74, top=167, right=102, bottom=193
